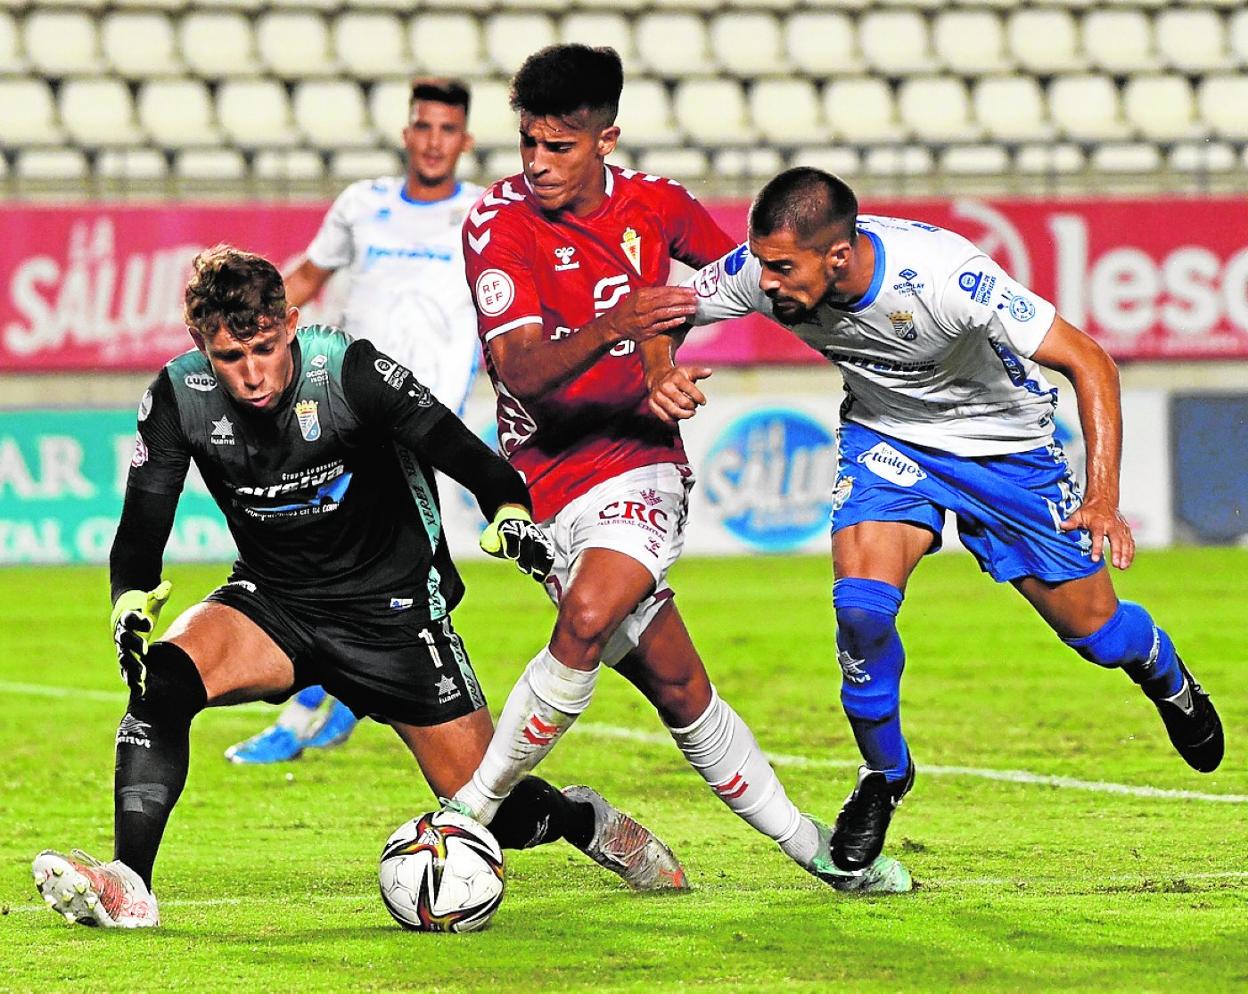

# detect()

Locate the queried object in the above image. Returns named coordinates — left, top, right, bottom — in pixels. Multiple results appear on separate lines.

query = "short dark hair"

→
left=510, top=45, right=623, bottom=126
left=749, top=168, right=859, bottom=245
left=184, top=244, right=286, bottom=343
left=409, top=76, right=470, bottom=115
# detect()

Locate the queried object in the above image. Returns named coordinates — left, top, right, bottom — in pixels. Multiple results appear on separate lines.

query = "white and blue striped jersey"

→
left=306, top=177, right=483, bottom=413
left=688, top=215, right=1061, bottom=457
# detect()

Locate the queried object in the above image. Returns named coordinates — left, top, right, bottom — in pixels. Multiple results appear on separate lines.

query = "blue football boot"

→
left=224, top=723, right=305, bottom=764
left=303, top=699, right=358, bottom=751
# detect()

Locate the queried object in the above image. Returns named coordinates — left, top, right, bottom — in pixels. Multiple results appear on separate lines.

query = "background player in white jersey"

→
left=650, top=167, right=1223, bottom=877
left=227, top=78, right=482, bottom=764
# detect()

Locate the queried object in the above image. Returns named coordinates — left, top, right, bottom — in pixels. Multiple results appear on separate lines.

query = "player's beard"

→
left=770, top=297, right=815, bottom=326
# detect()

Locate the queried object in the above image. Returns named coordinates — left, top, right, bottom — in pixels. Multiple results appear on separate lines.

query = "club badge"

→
left=295, top=399, right=321, bottom=442
left=620, top=227, right=642, bottom=274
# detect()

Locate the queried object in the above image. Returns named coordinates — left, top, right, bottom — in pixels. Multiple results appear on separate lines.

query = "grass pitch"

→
left=1, top=550, right=1245, bottom=993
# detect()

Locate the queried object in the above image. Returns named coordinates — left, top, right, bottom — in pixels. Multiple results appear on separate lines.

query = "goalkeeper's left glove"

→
left=479, top=506, right=554, bottom=582
left=111, top=580, right=173, bottom=697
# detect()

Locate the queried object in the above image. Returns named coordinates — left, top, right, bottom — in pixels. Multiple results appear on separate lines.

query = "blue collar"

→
left=842, top=229, right=885, bottom=313
left=399, top=181, right=462, bottom=206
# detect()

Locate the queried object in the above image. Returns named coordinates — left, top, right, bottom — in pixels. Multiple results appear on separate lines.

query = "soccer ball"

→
left=378, top=810, right=505, bottom=932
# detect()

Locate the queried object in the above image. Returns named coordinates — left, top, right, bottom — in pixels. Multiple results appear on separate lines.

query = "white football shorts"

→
left=539, top=462, right=693, bottom=666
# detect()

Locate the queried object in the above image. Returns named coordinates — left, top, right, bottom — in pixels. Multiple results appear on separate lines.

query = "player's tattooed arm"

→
left=1032, top=315, right=1135, bottom=570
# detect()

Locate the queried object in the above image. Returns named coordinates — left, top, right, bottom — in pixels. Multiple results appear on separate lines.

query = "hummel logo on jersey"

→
left=713, top=772, right=749, bottom=800
left=117, top=714, right=152, bottom=749
left=554, top=246, right=579, bottom=271
left=210, top=415, right=235, bottom=445
left=837, top=649, right=872, bottom=685
left=522, top=714, right=560, bottom=747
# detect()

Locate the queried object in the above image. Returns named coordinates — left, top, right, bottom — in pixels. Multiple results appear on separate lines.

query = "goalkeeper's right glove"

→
left=111, top=580, right=173, bottom=697
left=479, top=506, right=554, bottom=582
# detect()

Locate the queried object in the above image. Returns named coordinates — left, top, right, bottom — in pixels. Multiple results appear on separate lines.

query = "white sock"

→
left=667, top=688, right=819, bottom=867
left=454, top=647, right=599, bottom=824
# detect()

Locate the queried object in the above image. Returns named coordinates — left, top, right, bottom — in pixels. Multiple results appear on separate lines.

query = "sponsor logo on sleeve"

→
left=130, top=433, right=148, bottom=468
left=137, top=390, right=152, bottom=422
left=373, top=357, right=411, bottom=390
left=723, top=244, right=749, bottom=276
left=474, top=269, right=515, bottom=317
left=958, top=270, right=996, bottom=305
left=185, top=373, right=217, bottom=392
left=694, top=263, right=721, bottom=298
left=999, top=289, right=1037, bottom=322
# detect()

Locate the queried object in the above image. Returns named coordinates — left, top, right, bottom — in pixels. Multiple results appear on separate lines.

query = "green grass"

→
left=1, top=550, right=1245, bottom=993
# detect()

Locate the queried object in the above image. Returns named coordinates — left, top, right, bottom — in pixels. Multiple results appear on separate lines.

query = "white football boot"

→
left=563, top=785, right=689, bottom=891
left=32, top=850, right=160, bottom=928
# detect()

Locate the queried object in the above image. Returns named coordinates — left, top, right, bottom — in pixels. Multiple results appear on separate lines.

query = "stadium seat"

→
left=0, top=79, right=65, bottom=146
left=1048, top=74, right=1129, bottom=142
left=194, top=0, right=263, bottom=10
left=1015, top=143, right=1085, bottom=175
left=0, top=11, right=23, bottom=75
left=560, top=13, right=635, bottom=62
left=466, top=79, right=517, bottom=149
left=973, top=76, right=1052, bottom=143
left=485, top=13, right=557, bottom=75
left=1197, top=74, right=1248, bottom=141
left=178, top=12, right=259, bottom=79
left=256, top=11, right=338, bottom=79
left=940, top=145, right=1010, bottom=176
left=783, top=12, right=862, bottom=76
left=269, top=0, right=338, bottom=9
left=59, top=77, right=144, bottom=148
left=636, top=147, right=709, bottom=183
left=23, top=9, right=103, bottom=76
left=1155, top=8, right=1227, bottom=73
left=673, top=78, right=755, bottom=146
left=572, top=0, right=647, bottom=12
left=862, top=146, right=935, bottom=178
left=898, top=76, right=981, bottom=144
left=15, top=147, right=89, bottom=182
left=409, top=14, right=487, bottom=77
left=254, top=148, right=325, bottom=183
left=480, top=147, right=522, bottom=182
left=97, top=148, right=170, bottom=183
left=174, top=148, right=247, bottom=182
left=112, top=0, right=188, bottom=9
left=616, top=78, right=680, bottom=147
left=649, top=0, right=720, bottom=12
left=369, top=78, right=412, bottom=136
left=1231, top=10, right=1248, bottom=67
left=1123, top=75, right=1201, bottom=142
left=101, top=11, right=181, bottom=79
left=1169, top=141, right=1237, bottom=175
left=330, top=148, right=404, bottom=182
left=333, top=12, right=409, bottom=80
left=710, top=12, right=784, bottom=77
left=791, top=146, right=861, bottom=178
left=712, top=146, right=784, bottom=179
left=138, top=78, right=222, bottom=148
left=603, top=151, right=634, bottom=172
left=749, top=78, right=827, bottom=145
left=1082, top=9, right=1154, bottom=74
left=217, top=79, right=300, bottom=149
left=1090, top=143, right=1162, bottom=174
left=823, top=77, right=901, bottom=145
left=634, top=13, right=714, bottom=76
left=293, top=80, right=375, bottom=150
left=858, top=9, right=936, bottom=76
left=1007, top=9, right=1083, bottom=74
left=932, top=10, right=1010, bottom=75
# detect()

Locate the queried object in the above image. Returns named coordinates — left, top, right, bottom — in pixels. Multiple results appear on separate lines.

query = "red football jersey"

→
left=463, top=165, right=734, bottom=520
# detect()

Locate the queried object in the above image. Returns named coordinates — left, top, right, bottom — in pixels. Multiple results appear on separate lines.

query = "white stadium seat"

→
left=634, top=13, right=714, bottom=76
left=560, top=13, right=635, bottom=63
left=1048, top=74, right=1129, bottom=142
left=0, top=79, right=65, bottom=145
left=369, top=78, right=412, bottom=136
left=863, top=145, right=935, bottom=177
left=1197, top=74, right=1248, bottom=141
left=783, top=12, right=862, bottom=76
left=940, top=145, right=1010, bottom=176
left=898, top=76, right=980, bottom=144
left=217, top=79, right=300, bottom=149
left=179, top=12, right=259, bottom=79
left=710, top=12, right=784, bottom=77
left=174, top=148, right=247, bottom=182
left=973, top=77, right=1052, bottom=144
left=823, top=77, right=901, bottom=145
left=333, top=12, right=409, bottom=80
left=254, top=148, right=325, bottom=183
left=1090, top=143, right=1162, bottom=174
left=330, top=148, right=404, bottom=182
left=791, top=147, right=861, bottom=178
left=1008, top=9, right=1083, bottom=74
left=1230, top=10, right=1248, bottom=68
left=932, top=10, right=1010, bottom=75
left=485, top=14, right=557, bottom=75
left=1015, top=143, right=1085, bottom=176
left=1082, top=9, right=1154, bottom=74
left=59, top=77, right=144, bottom=148
left=636, top=147, right=709, bottom=183
left=616, top=78, right=680, bottom=148
left=256, top=11, right=338, bottom=79
left=1122, top=74, right=1201, bottom=142
left=1155, top=8, right=1227, bottom=73
left=1169, top=141, right=1236, bottom=175
left=15, top=147, right=89, bottom=182
left=112, top=0, right=188, bottom=9
left=466, top=79, right=517, bottom=149
left=673, top=78, right=754, bottom=146
left=858, top=9, right=936, bottom=76
left=0, top=11, right=24, bottom=75
left=712, top=146, right=784, bottom=180
left=138, top=78, right=222, bottom=148
left=409, top=14, right=487, bottom=77
left=97, top=148, right=169, bottom=182
left=101, top=11, right=181, bottom=78
left=480, top=147, right=522, bottom=183
left=23, top=9, right=103, bottom=76
left=749, top=78, right=827, bottom=145
left=292, top=79, right=375, bottom=150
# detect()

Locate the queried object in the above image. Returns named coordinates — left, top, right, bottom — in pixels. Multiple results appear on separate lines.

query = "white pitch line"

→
left=4, top=680, right=1245, bottom=805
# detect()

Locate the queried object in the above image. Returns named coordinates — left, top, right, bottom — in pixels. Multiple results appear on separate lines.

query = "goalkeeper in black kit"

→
left=32, top=244, right=686, bottom=929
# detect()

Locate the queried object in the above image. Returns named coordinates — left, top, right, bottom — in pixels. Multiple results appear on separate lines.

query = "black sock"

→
left=114, top=642, right=207, bottom=890
left=488, top=776, right=595, bottom=850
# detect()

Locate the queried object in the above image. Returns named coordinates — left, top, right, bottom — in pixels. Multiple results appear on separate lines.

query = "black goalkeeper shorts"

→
left=205, top=578, right=487, bottom=726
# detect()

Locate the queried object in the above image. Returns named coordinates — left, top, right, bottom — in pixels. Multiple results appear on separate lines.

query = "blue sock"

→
left=294, top=685, right=327, bottom=710
left=834, top=578, right=910, bottom=782
left=1064, top=601, right=1183, bottom=700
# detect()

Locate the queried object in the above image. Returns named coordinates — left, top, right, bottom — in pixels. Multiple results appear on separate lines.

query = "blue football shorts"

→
left=831, top=421, right=1101, bottom=584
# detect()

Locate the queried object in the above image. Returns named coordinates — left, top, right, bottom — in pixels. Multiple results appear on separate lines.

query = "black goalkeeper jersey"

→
left=128, top=326, right=469, bottom=618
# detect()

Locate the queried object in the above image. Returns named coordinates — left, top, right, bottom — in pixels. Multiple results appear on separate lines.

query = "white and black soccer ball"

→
left=379, top=810, right=505, bottom=932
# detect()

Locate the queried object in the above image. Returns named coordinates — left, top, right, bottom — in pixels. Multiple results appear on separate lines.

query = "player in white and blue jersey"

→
left=650, top=168, right=1223, bottom=882
left=227, top=79, right=482, bottom=764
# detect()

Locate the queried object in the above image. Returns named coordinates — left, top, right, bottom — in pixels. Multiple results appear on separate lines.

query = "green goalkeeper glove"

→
left=111, top=580, right=173, bottom=696
left=479, top=506, right=554, bottom=582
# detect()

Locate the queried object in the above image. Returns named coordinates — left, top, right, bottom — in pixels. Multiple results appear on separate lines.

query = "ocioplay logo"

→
left=703, top=407, right=837, bottom=552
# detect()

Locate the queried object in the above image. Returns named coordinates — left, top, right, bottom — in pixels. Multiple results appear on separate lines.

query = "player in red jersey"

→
left=450, top=45, right=911, bottom=893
